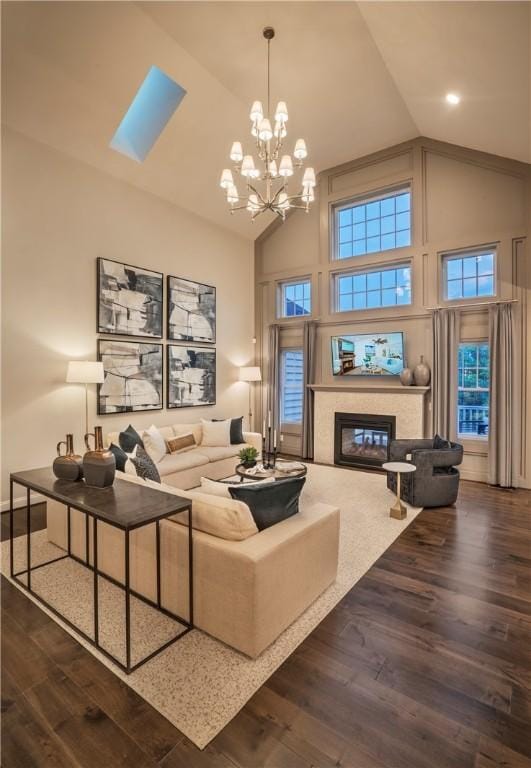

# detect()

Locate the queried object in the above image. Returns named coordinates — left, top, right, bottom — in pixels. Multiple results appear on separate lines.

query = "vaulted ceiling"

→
left=2, top=1, right=530, bottom=241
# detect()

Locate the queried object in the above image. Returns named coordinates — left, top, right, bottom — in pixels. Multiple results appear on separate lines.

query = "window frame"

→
left=457, top=340, right=490, bottom=442
left=280, top=347, right=304, bottom=426
left=277, top=277, right=312, bottom=319
left=441, top=247, right=497, bottom=304
left=331, top=185, right=412, bottom=262
left=331, top=261, right=413, bottom=314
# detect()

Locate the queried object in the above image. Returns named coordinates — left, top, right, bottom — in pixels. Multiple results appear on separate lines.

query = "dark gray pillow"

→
left=213, top=417, right=245, bottom=445
left=118, top=424, right=144, bottom=454
left=433, top=434, right=451, bottom=450
left=229, top=477, right=305, bottom=531
left=109, top=442, right=128, bottom=472
left=131, top=446, right=161, bottom=483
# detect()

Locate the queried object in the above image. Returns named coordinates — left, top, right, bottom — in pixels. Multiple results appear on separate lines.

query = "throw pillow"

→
left=199, top=476, right=275, bottom=499
left=109, top=442, right=128, bottom=472
left=433, top=434, right=451, bottom=450
left=167, top=433, right=196, bottom=454
left=229, top=476, right=305, bottom=531
left=213, top=416, right=245, bottom=445
left=131, top=445, right=161, bottom=483
left=118, top=424, right=144, bottom=454
left=142, top=424, right=167, bottom=464
left=201, top=418, right=231, bottom=447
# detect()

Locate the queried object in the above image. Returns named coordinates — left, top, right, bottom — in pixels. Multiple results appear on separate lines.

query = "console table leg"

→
left=156, top=521, right=161, bottom=609
left=9, top=479, right=14, bottom=578
left=67, top=506, right=71, bottom=557
left=93, top=517, right=99, bottom=646
left=26, top=487, right=31, bottom=592
left=125, top=529, right=131, bottom=672
left=188, top=506, right=194, bottom=628
left=85, top=513, right=90, bottom=565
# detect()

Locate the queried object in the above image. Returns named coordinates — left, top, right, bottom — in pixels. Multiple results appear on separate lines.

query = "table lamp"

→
left=66, top=361, right=105, bottom=435
left=239, top=366, right=261, bottom=430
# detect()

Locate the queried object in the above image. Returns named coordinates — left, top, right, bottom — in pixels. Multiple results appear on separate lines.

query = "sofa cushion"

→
left=131, top=446, right=161, bottom=483
left=109, top=442, right=128, bottom=472
left=433, top=434, right=451, bottom=450
left=201, top=419, right=231, bottom=447
left=140, top=479, right=258, bottom=540
left=166, top=433, right=196, bottom=454
left=194, top=445, right=239, bottom=462
left=213, top=416, right=245, bottom=445
left=142, top=424, right=167, bottom=464
left=157, top=449, right=209, bottom=477
left=172, top=422, right=202, bottom=446
left=118, top=424, right=144, bottom=453
left=229, top=477, right=306, bottom=531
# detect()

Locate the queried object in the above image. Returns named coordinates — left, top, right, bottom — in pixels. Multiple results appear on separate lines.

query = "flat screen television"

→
left=331, top=332, right=405, bottom=376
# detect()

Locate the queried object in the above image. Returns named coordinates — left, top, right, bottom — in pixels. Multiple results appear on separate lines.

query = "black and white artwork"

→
left=98, top=339, right=163, bottom=415
left=98, top=257, right=163, bottom=338
left=167, top=275, right=216, bottom=343
left=167, top=345, right=216, bottom=408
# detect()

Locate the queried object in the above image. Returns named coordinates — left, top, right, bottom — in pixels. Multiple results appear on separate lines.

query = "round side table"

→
left=382, top=461, right=416, bottom=520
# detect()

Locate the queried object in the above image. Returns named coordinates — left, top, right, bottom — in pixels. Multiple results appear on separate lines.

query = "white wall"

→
left=1, top=128, right=254, bottom=505
left=255, top=137, right=531, bottom=485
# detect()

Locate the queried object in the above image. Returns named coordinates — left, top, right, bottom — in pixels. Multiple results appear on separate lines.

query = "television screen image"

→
left=331, top=332, right=405, bottom=376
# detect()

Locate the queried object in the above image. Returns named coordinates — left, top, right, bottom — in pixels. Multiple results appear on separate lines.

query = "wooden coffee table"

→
left=235, top=459, right=307, bottom=482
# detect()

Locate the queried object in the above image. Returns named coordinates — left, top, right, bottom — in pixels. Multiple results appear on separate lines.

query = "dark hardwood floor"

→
left=2, top=480, right=531, bottom=768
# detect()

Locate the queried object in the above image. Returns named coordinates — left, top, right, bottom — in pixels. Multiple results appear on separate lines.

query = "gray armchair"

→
left=386, top=438, right=463, bottom=508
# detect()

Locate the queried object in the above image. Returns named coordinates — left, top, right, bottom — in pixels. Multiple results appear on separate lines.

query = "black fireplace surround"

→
left=334, top=412, right=396, bottom=471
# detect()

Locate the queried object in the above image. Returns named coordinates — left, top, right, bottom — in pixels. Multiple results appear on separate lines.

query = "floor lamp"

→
left=239, top=366, right=262, bottom=431
left=66, top=361, right=105, bottom=436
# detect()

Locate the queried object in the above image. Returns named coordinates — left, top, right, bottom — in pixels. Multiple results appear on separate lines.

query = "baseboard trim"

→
left=0, top=492, right=46, bottom=513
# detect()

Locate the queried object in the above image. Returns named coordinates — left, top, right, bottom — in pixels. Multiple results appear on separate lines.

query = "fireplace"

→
left=334, top=412, right=396, bottom=470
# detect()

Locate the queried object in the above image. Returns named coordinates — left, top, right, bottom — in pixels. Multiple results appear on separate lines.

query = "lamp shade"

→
left=239, top=366, right=261, bottom=382
left=66, top=361, right=104, bottom=384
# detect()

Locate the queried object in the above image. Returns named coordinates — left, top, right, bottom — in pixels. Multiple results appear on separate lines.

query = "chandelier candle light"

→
left=219, top=27, right=316, bottom=221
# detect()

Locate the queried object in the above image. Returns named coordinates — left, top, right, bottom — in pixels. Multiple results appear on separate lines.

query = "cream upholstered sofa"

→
left=106, top=421, right=263, bottom=490
left=46, top=470, right=340, bottom=658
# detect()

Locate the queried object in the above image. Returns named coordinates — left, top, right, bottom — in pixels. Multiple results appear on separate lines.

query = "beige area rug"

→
left=0, top=464, right=421, bottom=749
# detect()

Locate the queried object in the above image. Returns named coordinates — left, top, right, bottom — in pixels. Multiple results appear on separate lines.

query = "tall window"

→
left=280, top=349, right=304, bottom=424
left=279, top=280, right=311, bottom=317
left=458, top=342, right=490, bottom=438
left=335, top=188, right=411, bottom=260
left=334, top=263, right=411, bottom=311
left=443, top=250, right=496, bottom=301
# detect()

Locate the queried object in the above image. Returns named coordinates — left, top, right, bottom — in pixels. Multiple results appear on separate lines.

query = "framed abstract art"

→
left=98, top=339, right=163, bottom=414
left=167, top=344, right=216, bottom=408
left=167, top=275, right=216, bottom=343
left=98, top=257, right=163, bottom=338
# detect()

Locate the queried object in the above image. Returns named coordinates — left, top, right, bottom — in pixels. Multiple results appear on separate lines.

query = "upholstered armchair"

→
left=386, top=438, right=464, bottom=508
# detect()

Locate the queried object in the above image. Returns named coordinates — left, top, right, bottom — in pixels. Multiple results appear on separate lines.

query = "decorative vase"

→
left=242, top=459, right=257, bottom=469
left=399, top=367, right=413, bottom=386
left=83, top=426, right=116, bottom=488
left=413, top=355, right=431, bottom=386
left=53, top=434, right=83, bottom=481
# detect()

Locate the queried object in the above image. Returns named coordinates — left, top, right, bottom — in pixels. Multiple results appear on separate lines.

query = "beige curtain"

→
left=302, top=321, right=317, bottom=459
left=488, top=303, right=516, bottom=487
left=432, top=308, right=460, bottom=441
left=266, top=324, right=281, bottom=435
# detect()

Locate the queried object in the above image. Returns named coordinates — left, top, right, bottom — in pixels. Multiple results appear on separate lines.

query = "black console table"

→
left=9, top=467, right=193, bottom=674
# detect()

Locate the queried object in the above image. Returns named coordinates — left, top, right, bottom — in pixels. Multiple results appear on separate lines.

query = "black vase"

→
left=53, top=434, right=84, bottom=481
left=83, top=426, right=116, bottom=488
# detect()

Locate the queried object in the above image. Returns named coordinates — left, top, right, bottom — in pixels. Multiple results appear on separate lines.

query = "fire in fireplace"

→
left=334, top=412, right=396, bottom=470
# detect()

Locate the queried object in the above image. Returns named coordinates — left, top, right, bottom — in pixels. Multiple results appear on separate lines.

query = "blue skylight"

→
left=110, top=66, right=186, bottom=163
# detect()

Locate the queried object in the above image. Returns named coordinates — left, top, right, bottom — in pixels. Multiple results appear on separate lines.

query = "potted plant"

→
left=238, top=446, right=259, bottom=468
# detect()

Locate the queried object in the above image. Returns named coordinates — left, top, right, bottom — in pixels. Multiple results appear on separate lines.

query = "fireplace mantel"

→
left=309, top=384, right=429, bottom=395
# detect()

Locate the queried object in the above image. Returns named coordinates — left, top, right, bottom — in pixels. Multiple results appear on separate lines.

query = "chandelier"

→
left=219, top=27, right=316, bottom=221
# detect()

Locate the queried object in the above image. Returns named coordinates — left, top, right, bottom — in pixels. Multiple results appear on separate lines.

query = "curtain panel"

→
left=488, top=302, right=516, bottom=487
left=266, top=324, right=281, bottom=435
left=432, top=308, right=460, bottom=441
left=302, top=321, right=317, bottom=459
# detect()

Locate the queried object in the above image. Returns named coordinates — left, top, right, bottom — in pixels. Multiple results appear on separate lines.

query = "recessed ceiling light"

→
left=446, top=93, right=460, bottom=105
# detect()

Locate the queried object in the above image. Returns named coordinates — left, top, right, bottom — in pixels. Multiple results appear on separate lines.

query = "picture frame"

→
left=167, top=344, right=216, bottom=408
left=97, top=257, right=163, bottom=338
left=98, top=339, right=163, bottom=415
left=167, top=275, right=216, bottom=343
